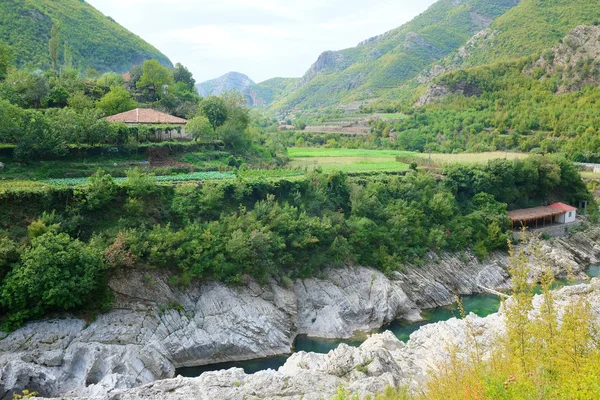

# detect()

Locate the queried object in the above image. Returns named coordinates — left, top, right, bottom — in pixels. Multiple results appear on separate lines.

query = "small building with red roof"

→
left=548, top=202, right=577, bottom=224
left=106, top=108, right=187, bottom=125
left=106, top=108, right=189, bottom=142
left=508, top=202, right=578, bottom=230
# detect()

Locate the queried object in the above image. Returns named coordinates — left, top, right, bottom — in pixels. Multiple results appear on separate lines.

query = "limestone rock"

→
left=2, top=228, right=600, bottom=399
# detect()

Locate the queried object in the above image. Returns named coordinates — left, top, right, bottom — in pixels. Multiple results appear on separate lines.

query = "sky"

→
left=87, top=0, right=437, bottom=84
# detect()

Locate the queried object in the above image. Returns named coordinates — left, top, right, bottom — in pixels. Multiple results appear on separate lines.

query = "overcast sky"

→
left=87, top=0, right=437, bottom=84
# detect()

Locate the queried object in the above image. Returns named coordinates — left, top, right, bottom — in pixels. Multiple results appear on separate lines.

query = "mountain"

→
left=0, top=0, right=172, bottom=73
left=245, top=78, right=300, bottom=107
left=418, top=0, right=600, bottom=84
left=196, top=72, right=255, bottom=97
left=267, top=0, right=521, bottom=112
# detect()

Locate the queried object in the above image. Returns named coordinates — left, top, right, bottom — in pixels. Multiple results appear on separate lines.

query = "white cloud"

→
left=87, top=0, right=437, bottom=83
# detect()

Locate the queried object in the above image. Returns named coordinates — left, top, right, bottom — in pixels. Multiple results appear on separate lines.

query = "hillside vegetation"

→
left=362, top=24, right=600, bottom=161
left=452, top=0, right=600, bottom=69
left=0, top=157, right=591, bottom=328
left=0, top=0, right=172, bottom=73
left=268, top=0, right=520, bottom=111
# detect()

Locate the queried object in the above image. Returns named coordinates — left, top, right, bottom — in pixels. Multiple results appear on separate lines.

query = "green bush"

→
left=0, top=231, right=105, bottom=328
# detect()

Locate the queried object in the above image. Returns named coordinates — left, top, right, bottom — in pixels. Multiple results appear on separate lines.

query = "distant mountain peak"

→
left=196, top=72, right=255, bottom=97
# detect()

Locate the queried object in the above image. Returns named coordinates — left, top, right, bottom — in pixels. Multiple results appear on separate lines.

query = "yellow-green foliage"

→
left=12, top=390, right=37, bottom=400
left=424, top=234, right=600, bottom=400
left=337, top=234, right=600, bottom=399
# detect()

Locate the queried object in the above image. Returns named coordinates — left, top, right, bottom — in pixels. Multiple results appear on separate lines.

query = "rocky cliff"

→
left=97, top=278, right=600, bottom=400
left=416, top=24, right=600, bottom=106
left=531, top=25, right=600, bottom=93
left=1, top=228, right=600, bottom=399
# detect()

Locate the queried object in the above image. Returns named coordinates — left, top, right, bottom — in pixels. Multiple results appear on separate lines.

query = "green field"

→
left=288, top=148, right=412, bottom=173
left=411, top=151, right=529, bottom=164
left=375, top=113, right=409, bottom=120
left=288, top=148, right=414, bottom=158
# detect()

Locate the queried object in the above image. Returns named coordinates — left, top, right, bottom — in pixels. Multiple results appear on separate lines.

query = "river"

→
left=177, top=266, right=599, bottom=378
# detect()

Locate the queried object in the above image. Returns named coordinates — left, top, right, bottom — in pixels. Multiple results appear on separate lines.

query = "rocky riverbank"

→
left=1, top=228, right=600, bottom=399
left=100, top=278, right=600, bottom=400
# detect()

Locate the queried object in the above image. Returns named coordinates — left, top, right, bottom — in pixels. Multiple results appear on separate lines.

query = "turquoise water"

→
left=588, top=265, right=600, bottom=278
left=385, top=293, right=501, bottom=342
left=176, top=265, right=600, bottom=377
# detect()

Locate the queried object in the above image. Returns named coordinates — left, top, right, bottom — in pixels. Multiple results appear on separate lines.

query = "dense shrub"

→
left=0, top=157, right=592, bottom=327
left=0, top=231, right=105, bottom=328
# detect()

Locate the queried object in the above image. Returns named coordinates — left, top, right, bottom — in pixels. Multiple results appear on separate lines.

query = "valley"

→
left=2, top=0, right=600, bottom=399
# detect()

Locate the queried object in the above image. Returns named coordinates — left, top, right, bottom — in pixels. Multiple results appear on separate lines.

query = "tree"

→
left=186, top=115, right=214, bottom=141
left=48, top=22, right=61, bottom=73
left=81, top=169, right=117, bottom=210
left=46, top=85, right=69, bottom=108
left=158, top=81, right=200, bottom=117
left=96, top=85, right=136, bottom=116
left=97, top=72, right=125, bottom=88
left=200, top=96, right=228, bottom=130
left=67, top=91, right=95, bottom=111
left=173, top=63, right=196, bottom=90
left=0, top=99, right=23, bottom=143
left=0, top=231, right=104, bottom=328
left=129, top=65, right=143, bottom=87
left=136, top=59, right=173, bottom=98
left=0, top=43, right=13, bottom=81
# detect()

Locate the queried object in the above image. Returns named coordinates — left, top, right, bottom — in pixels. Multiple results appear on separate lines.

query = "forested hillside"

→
left=0, top=0, right=172, bottom=73
left=359, top=24, right=600, bottom=161
left=267, top=0, right=520, bottom=111
left=445, top=0, right=600, bottom=70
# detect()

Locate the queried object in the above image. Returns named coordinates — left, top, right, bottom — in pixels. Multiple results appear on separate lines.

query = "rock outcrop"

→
left=530, top=25, right=600, bottom=93
left=1, top=228, right=600, bottom=399
left=41, top=279, right=600, bottom=400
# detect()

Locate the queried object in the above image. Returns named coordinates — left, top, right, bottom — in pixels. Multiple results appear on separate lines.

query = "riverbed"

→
left=177, top=266, right=599, bottom=378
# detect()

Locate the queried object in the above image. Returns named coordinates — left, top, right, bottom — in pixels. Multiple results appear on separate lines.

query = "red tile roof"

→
left=106, top=108, right=187, bottom=125
left=548, top=202, right=577, bottom=213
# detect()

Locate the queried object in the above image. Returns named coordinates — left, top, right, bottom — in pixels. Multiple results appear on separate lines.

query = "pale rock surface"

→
left=2, top=228, right=599, bottom=399
left=51, top=279, right=600, bottom=400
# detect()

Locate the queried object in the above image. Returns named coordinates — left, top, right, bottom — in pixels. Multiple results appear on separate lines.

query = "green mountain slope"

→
left=451, top=0, right=600, bottom=68
left=374, top=23, right=600, bottom=160
left=246, top=77, right=300, bottom=107
left=0, top=0, right=172, bottom=73
left=269, top=0, right=520, bottom=111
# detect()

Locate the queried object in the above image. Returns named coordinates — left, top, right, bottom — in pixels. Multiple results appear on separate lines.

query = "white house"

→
left=548, top=202, right=577, bottom=224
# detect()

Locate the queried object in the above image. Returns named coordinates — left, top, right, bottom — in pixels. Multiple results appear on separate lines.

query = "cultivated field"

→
left=288, top=148, right=411, bottom=173
left=414, top=151, right=529, bottom=164
left=288, top=148, right=531, bottom=174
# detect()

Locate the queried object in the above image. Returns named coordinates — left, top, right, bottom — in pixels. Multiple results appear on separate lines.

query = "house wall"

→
left=150, top=127, right=191, bottom=142
left=513, top=219, right=582, bottom=240
left=554, top=211, right=577, bottom=224
left=565, top=210, right=577, bottom=223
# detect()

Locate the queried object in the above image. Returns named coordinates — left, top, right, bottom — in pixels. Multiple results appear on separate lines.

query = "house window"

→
left=568, top=212, right=572, bottom=218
